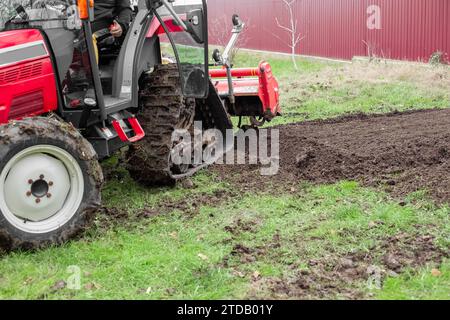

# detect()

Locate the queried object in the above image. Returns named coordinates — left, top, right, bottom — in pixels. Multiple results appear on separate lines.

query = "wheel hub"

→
left=30, top=178, right=50, bottom=199
left=3, top=153, right=71, bottom=222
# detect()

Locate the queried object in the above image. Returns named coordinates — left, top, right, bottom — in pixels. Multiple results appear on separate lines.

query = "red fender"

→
left=147, top=15, right=187, bottom=38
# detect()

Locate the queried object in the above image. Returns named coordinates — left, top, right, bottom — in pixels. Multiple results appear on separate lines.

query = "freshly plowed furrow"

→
left=212, top=109, right=450, bottom=203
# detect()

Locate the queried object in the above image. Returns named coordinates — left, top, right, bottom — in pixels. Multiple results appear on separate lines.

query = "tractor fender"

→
left=196, top=80, right=233, bottom=134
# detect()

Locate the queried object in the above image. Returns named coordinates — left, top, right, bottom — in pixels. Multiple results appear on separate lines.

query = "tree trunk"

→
left=291, top=37, right=298, bottom=70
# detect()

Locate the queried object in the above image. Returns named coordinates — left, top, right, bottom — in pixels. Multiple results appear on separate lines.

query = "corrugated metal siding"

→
left=208, top=0, right=450, bottom=62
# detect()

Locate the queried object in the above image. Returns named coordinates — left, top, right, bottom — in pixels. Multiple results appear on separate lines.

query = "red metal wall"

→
left=208, top=0, right=450, bottom=62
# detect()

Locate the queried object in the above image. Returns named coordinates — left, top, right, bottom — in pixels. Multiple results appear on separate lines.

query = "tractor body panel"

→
left=0, top=29, right=58, bottom=124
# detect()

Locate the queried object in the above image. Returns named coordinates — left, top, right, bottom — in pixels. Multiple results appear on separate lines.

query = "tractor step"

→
left=86, top=114, right=145, bottom=159
left=112, top=117, right=145, bottom=143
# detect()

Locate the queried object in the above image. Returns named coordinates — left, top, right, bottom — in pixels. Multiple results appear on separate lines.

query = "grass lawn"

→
left=0, top=52, right=449, bottom=300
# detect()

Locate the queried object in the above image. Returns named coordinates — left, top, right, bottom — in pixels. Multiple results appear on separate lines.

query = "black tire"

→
left=128, top=64, right=195, bottom=186
left=0, top=117, right=103, bottom=251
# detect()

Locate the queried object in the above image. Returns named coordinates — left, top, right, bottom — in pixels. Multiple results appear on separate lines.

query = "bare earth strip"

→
left=213, top=108, right=450, bottom=204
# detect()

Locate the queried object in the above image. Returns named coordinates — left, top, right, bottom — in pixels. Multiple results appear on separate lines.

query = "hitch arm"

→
left=212, top=15, right=246, bottom=105
left=222, top=15, right=245, bottom=64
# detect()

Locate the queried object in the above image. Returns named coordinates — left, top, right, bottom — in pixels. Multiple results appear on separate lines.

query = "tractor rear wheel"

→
left=128, top=64, right=232, bottom=186
left=0, top=117, right=103, bottom=251
left=127, top=64, right=196, bottom=186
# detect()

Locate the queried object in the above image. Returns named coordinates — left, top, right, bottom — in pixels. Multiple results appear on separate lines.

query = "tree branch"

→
left=275, top=0, right=304, bottom=70
left=275, top=17, right=294, bottom=33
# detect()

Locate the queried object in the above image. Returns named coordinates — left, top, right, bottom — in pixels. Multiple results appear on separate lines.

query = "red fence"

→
left=208, top=0, right=450, bottom=63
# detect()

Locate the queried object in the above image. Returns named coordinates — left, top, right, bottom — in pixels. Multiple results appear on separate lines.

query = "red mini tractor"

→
left=0, top=0, right=280, bottom=250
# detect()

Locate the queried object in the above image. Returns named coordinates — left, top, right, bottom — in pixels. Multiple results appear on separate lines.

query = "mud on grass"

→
left=89, top=163, right=240, bottom=236
left=209, top=183, right=448, bottom=299
left=1, top=180, right=447, bottom=299
left=205, top=109, right=450, bottom=299
left=248, top=232, right=447, bottom=300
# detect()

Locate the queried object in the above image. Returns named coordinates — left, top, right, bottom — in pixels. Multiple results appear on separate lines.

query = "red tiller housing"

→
left=208, top=0, right=450, bottom=63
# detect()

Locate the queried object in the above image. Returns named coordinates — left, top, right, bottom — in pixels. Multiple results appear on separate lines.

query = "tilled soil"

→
left=213, top=108, right=450, bottom=204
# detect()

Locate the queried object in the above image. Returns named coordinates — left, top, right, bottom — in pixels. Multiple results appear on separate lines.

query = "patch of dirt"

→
left=224, top=216, right=262, bottom=236
left=220, top=215, right=266, bottom=266
left=149, top=188, right=237, bottom=218
left=248, top=232, right=448, bottom=300
left=94, top=187, right=238, bottom=233
left=100, top=109, right=450, bottom=227
left=212, top=109, right=450, bottom=204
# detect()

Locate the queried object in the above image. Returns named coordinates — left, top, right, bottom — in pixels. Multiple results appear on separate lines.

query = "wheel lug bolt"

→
left=48, top=181, right=54, bottom=186
left=26, top=191, right=32, bottom=197
left=39, top=174, right=44, bottom=180
left=35, top=198, right=40, bottom=204
left=28, top=179, right=33, bottom=184
left=47, top=193, right=52, bottom=198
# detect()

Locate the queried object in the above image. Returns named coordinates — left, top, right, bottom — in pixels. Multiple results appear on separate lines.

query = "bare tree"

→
left=275, top=0, right=305, bottom=70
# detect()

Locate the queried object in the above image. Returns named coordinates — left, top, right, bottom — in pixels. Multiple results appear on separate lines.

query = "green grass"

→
left=101, top=163, right=230, bottom=212
left=271, top=81, right=449, bottom=126
left=233, top=51, right=328, bottom=77
left=376, top=260, right=450, bottom=300
left=0, top=180, right=448, bottom=299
